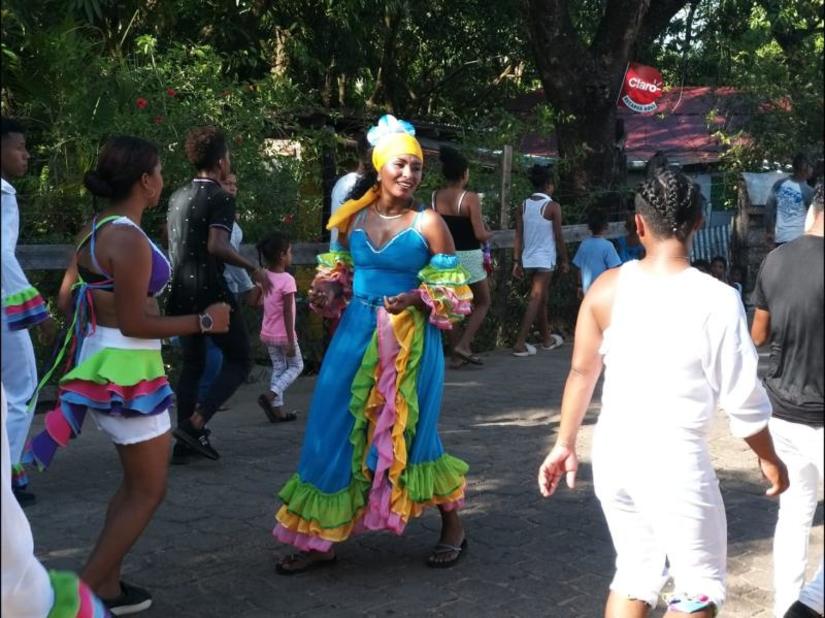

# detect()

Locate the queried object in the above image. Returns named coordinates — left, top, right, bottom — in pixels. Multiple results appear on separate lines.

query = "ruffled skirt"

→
left=274, top=297, right=468, bottom=551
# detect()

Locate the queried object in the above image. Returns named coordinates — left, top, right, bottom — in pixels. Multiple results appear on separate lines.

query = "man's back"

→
left=166, top=178, right=235, bottom=315
left=753, top=235, right=825, bottom=425
left=769, top=177, right=816, bottom=244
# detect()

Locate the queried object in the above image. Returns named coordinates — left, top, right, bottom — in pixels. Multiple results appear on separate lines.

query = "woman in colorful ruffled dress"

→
left=274, top=115, right=473, bottom=573
left=26, top=136, right=230, bottom=614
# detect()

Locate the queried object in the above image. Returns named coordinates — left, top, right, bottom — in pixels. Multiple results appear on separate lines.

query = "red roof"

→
left=516, top=87, right=747, bottom=166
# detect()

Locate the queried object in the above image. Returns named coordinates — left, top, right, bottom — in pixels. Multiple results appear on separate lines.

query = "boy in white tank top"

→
left=512, top=164, right=569, bottom=356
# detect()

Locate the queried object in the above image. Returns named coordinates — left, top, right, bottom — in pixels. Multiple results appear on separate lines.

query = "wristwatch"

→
left=198, top=313, right=214, bottom=333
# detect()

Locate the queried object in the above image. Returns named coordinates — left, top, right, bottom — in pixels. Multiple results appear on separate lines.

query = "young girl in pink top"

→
left=255, top=232, right=302, bottom=423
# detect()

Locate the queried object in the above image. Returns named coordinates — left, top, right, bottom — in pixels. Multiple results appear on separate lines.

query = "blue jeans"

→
left=170, top=336, right=225, bottom=406
left=198, top=337, right=223, bottom=404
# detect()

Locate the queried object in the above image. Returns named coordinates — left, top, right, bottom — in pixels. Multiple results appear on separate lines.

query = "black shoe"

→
left=170, top=441, right=197, bottom=465
left=785, top=601, right=823, bottom=618
left=13, top=488, right=36, bottom=507
left=104, top=581, right=152, bottom=615
left=172, top=423, right=220, bottom=460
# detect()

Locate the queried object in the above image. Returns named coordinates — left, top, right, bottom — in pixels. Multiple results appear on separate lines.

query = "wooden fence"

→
left=17, top=223, right=628, bottom=271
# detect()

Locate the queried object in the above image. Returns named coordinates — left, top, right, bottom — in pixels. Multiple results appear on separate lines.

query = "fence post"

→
left=493, top=145, right=514, bottom=346
left=499, top=145, right=513, bottom=229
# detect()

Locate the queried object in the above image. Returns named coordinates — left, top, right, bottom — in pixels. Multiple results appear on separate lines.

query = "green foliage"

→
left=1, top=20, right=321, bottom=245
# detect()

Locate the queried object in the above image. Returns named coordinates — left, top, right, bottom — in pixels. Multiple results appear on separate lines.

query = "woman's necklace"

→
left=373, top=204, right=406, bottom=220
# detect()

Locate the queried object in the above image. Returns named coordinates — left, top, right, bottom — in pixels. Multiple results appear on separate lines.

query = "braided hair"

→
left=634, top=169, right=701, bottom=241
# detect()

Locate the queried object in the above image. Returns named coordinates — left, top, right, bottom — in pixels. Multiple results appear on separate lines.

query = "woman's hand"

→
left=383, top=292, right=417, bottom=314
left=309, top=282, right=339, bottom=309
left=204, top=302, right=231, bottom=333
left=512, top=263, right=524, bottom=279
left=251, top=268, right=274, bottom=295
left=538, top=443, right=578, bottom=498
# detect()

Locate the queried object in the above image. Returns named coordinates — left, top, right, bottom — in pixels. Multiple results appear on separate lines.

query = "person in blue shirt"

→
left=615, top=209, right=646, bottom=262
left=572, top=209, right=622, bottom=297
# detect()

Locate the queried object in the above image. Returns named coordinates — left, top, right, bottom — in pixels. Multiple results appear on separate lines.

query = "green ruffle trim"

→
left=277, top=473, right=367, bottom=530
left=2, top=285, right=42, bottom=307
left=316, top=250, right=353, bottom=269
left=401, top=454, right=469, bottom=502
left=278, top=454, right=468, bottom=530
left=46, top=570, right=80, bottom=618
left=418, top=263, right=471, bottom=287
left=59, top=348, right=166, bottom=386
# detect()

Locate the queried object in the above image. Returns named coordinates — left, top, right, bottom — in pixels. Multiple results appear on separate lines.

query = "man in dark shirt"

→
left=752, top=184, right=824, bottom=618
left=167, top=126, right=271, bottom=462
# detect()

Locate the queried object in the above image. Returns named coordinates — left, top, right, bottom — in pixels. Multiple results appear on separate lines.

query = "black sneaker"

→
left=172, top=423, right=220, bottom=460
left=170, top=441, right=196, bottom=465
left=13, top=488, right=36, bottom=507
left=785, top=601, right=823, bottom=618
left=104, top=581, right=152, bottom=615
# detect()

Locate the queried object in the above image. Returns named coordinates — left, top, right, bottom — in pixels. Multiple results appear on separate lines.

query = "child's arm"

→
left=283, top=291, right=297, bottom=357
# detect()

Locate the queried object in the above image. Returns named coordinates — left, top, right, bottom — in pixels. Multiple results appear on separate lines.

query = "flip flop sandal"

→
left=450, top=358, right=469, bottom=370
left=426, top=538, right=468, bottom=569
left=275, top=552, right=337, bottom=576
left=257, top=395, right=298, bottom=423
left=540, top=334, right=564, bottom=351
left=454, top=350, right=483, bottom=366
left=512, top=343, right=537, bottom=357
left=271, top=410, right=298, bottom=423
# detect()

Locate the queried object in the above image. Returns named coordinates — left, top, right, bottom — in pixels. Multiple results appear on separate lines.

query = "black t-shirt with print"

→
left=753, top=235, right=824, bottom=427
left=166, top=178, right=236, bottom=315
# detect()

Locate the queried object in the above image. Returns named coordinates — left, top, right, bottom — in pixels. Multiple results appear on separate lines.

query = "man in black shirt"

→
left=752, top=184, right=824, bottom=618
left=167, top=127, right=271, bottom=462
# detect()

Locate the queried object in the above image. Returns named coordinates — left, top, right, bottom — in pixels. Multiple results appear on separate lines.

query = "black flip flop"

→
left=454, top=350, right=483, bottom=366
left=275, top=552, right=337, bottom=575
left=426, top=538, right=468, bottom=569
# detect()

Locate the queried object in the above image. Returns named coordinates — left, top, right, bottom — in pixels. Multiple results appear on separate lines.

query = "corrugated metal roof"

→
left=515, top=87, right=747, bottom=166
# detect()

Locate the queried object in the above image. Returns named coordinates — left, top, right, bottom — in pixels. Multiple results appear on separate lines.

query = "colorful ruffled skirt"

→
left=26, top=326, right=173, bottom=469
left=274, top=300, right=468, bottom=552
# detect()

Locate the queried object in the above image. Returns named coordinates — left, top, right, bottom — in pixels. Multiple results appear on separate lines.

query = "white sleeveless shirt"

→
left=521, top=193, right=556, bottom=269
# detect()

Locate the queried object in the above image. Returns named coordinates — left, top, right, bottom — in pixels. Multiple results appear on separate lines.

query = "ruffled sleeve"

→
left=311, top=250, right=354, bottom=318
left=417, top=254, right=473, bottom=330
left=2, top=286, right=49, bottom=331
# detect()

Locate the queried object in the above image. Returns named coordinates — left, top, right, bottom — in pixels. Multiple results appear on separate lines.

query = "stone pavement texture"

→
left=26, top=345, right=823, bottom=617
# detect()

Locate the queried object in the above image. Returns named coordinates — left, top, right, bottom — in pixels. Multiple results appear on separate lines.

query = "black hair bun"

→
left=83, top=170, right=114, bottom=198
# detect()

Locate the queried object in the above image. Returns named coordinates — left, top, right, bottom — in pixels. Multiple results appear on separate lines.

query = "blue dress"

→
left=274, top=212, right=470, bottom=551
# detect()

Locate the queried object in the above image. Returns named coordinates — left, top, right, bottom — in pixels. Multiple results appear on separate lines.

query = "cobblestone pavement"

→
left=27, top=345, right=822, bottom=617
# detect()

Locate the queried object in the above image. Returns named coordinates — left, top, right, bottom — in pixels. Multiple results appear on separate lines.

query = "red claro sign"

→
left=619, top=63, right=664, bottom=113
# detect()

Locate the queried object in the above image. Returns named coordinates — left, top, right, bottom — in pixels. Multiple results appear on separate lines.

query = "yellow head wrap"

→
left=326, top=116, right=423, bottom=232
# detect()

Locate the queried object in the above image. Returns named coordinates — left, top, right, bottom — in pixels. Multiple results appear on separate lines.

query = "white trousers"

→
left=771, top=417, right=824, bottom=617
left=593, top=423, right=727, bottom=609
left=1, top=323, right=38, bottom=466
left=1, top=385, right=54, bottom=617
left=267, top=343, right=303, bottom=407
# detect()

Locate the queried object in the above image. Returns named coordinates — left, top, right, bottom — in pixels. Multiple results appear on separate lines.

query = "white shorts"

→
left=79, top=326, right=171, bottom=446
left=593, top=423, right=727, bottom=609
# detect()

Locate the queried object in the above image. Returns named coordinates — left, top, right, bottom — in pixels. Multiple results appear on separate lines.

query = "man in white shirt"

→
left=766, top=154, right=815, bottom=246
left=329, top=134, right=370, bottom=248
left=1, top=118, right=55, bottom=507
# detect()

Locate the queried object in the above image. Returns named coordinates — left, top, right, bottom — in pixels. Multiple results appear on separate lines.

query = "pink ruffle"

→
left=359, top=309, right=406, bottom=535
left=417, top=286, right=472, bottom=330
left=60, top=376, right=168, bottom=401
left=273, top=524, right=334, bottom=553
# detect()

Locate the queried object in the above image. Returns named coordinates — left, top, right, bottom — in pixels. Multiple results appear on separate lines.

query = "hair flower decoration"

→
left=367, top=114, right=416, bottom=147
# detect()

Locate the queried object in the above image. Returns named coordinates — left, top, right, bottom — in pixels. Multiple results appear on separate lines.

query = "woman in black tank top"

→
left=433, top=147, right=493, bottom=367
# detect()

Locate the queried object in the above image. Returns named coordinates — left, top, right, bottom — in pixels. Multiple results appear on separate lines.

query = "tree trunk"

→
left=525, top=0, right=687, bottom=202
